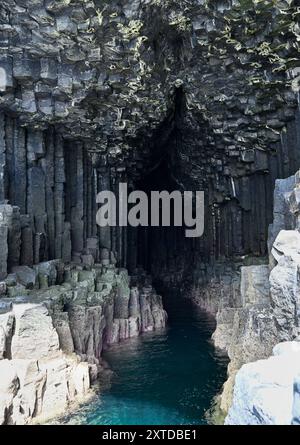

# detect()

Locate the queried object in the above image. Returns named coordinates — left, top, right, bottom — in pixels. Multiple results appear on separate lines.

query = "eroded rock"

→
left=0, top=263, right=166, bottom=424
left=226, top=342, right=300, bottom=425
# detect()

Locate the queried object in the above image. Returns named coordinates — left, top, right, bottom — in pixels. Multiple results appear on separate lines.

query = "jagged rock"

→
left=0, top=226, right=8, bottom=280
left=51, top=312, right=75, bottom=355
left=12, top=266, right=37, bottom=290
left=34, top=261, right=59, bottom=287
left=68, top=304, right=105, bottom=361
left=240, top=265, right=270, bottom=306
left=270, top=253, right=300, bottom=341
left=268, top=173, right=300, bottom=255
left=0, top=312, right=14, bottom=359
left=271, top=230, right=300, bottom=265
left=128, top=316, right=140, bottom=338
left=0, top=282, right=6, bottom=297
left=226, top=342, right=300, bottom=425
left=11, top=304, right=60, bottom=360
left=213, top=264, right=277, bottom=413
left=129, top=287, right=140, bottom=317
left=0, top=360, right=19, bottom=425
left=7, top=284, right=28, bottom=298
left=219, top=170, right=300, bottom=423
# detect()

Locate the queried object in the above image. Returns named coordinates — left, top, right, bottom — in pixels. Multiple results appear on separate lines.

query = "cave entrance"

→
left=125, top=86, right=198, bottom=289
left=132, top=159, right=194, bottom=289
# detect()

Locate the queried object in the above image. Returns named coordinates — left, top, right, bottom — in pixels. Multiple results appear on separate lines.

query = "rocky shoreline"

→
left=190, top=169, right=300, bottom=424
left=0, top=261, right=167, bottom=425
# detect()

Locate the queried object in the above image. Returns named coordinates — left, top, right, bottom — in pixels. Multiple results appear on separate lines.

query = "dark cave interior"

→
left=1, top=84, right=300, bottom=291
left=1, top=98, right=300, bottom=289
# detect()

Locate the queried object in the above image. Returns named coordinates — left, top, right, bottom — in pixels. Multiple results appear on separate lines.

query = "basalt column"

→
left=127, top=97, right=300, bottom=289
left=0, top=114, right=124, bottom=277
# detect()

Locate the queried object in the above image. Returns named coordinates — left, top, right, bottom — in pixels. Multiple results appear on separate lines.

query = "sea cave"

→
left=0, top=0, right=300, bottom=427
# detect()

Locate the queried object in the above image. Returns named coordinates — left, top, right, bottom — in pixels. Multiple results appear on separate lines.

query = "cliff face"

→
left=0, top=0, right=300, bottom=279
left=199, top=168, right=300, bottom=422
left=0, top=262, right=166, bottom=424
left=226, top=342, right=300, bottom=425
left=1, top=0, right=300, bottom=426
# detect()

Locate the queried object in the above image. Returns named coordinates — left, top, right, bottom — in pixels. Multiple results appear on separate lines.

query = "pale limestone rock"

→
left=273, top=341, right=300, bottom=356
left=38, top=357, right=70, bottom=417
left=0, top=354, right=91, bottom=424
left=271, top=230, right=300, bottom=264
left=226, top=342, right=300, bottom=425
left=0, top=312, right=14, bottom=359
left=270, top=253, right=300, bottom=340
left=38, top=356, right=89, bottom=419
left=71, top=362, right=90, bottom=397
left=11, top=304, right=60, bottom=360
left=0, top=360, right=19, bottom=425
left=13, top=359, right=47, bottom=423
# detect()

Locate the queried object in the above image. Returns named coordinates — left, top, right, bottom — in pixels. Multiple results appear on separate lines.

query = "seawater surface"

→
left=64, top=293, right=228, bottom=425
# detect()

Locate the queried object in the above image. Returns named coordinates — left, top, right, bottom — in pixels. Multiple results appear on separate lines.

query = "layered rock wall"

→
left=197, top=169, right=300, bottom=422
left=0, top=261, right=166, bottom=424
left=1, top=1, right=300, bottom=283
left=0, top=116, right=139, bottom=277
left=226, top=342, right=300, bottom=425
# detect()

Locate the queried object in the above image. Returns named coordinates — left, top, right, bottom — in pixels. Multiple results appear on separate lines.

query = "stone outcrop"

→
left=0, top=260, right=166, bottom=425
left=213, top=264, right=278, bottom=413
left=0, top=302, right=91, bottom=425
left=198, top=169, right=300, bottom=423
left=226, top=342, right=300, bottom=425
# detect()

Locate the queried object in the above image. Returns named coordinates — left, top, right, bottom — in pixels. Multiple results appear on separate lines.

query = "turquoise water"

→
left=65, top=293, right=228, bottom=425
